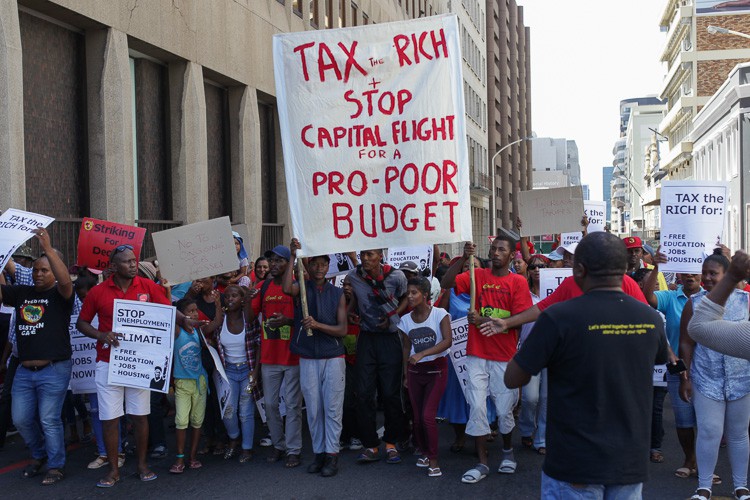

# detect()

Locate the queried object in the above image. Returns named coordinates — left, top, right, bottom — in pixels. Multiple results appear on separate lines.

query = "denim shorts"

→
left=667, top=373, right=696, bottom=428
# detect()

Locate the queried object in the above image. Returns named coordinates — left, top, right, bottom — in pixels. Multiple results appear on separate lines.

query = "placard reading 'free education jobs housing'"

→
left=273, top=14, right=472, bottom=256
left=659, top=180, right=729, bottom=274
left=109, top=300, right=176, bottom=394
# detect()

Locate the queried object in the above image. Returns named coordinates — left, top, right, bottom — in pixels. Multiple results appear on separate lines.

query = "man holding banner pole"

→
left=77, top=245, right=195, bottom=488
left=441, top=236, right=531, bottom=483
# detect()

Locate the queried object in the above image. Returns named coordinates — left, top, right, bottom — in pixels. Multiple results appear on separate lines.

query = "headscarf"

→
left=137, top=261, right=158, bottom=282
left=232, top=231, right=248, bottom=260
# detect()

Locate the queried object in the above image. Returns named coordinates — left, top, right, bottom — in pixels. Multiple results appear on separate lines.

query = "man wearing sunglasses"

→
left=77, top=244, right=197, bottom=488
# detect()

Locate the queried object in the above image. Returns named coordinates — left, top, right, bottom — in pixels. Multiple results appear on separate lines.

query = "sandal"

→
left=498, top=458, right=517, bottom=474
left=536, top=447, right=546, bottom=455
left=285, top=453, right=301, bottom=468
left=41, top=468, right=64, bottom=486
left=386, top=448, right=402, bottom=464
left=675, top=467, right=695, bottom=479
left=427, top=466, right=442, bottom=477
left=223, top=447, right=239, bottom=460
left=356, top=448, right=380, bottom=463
left=188, top=459, right=203, bottom=469
left=21, top=458, right=46, bottom=478
left=169, top=463, right=185, bottom=474
left=736, top=488, right=750, bottom=500
left=691, top=488, right=711, bottom=500
left=461, top=463, right=490, bottom=484
left=96, top=475, right=121, bottom=488
left=239, top=451, right=253, bottom=464
left=650, top=450, right=664, bottom=463
left=416, top=456, right=429, bottom=468
left=267, top=448, right=285, bottom=463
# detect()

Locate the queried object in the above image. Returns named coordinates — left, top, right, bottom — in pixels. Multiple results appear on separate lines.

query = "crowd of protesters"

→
left=2, top=220, right=749, bottom=500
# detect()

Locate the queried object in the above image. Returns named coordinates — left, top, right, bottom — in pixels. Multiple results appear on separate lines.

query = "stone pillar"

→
left=169, top=60, right=208, bottom=224
left=86, top=27, right=135, bottom=224
left=0, top=0, right=25, bottom=210
left=228, top=85, right=263, bottom=260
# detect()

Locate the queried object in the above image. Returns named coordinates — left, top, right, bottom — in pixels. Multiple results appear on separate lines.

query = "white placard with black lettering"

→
left=653, top=364, right=667, bottom=387
left=385, top=245, right=433, bottom=276
left=199, top=332, right=233, bottom=418
left=69, top=314, right=98, bottom=394
left=560, top=200, right=607, bottom=246
left=109, top=300, right=176, bottom=393
left=446, top=316, right=469, bottom=399
left=0, top=208, right=54, bottom=272
left=659, top=180, right=729, bottom=274
left=539, top=268, right=573, bottom=299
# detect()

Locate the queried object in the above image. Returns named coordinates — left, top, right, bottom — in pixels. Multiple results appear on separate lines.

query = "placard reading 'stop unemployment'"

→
left=273, top=14, right=472, bottom=256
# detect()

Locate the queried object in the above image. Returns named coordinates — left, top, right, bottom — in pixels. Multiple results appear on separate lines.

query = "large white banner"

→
left=659, top=181, right=729, bottom=274
left=0, top=209, right=54, bottom=271
left=69, top=315, right=97, bottom=394
left=539, top=268, right=573, bottom=299
left=446, top=316, right=470, bottom=399
left=109, top=300, right=176, bottom=393
left=560, top=201, right=607, bottom=247
left=273, top=14, right=472, bottom=256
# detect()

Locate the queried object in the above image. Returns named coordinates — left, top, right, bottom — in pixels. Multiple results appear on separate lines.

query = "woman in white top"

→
left=399, top=277, right=452, bottom=478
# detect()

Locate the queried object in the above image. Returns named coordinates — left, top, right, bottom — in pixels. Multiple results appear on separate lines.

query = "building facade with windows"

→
left=0, top=0, right=446, bottom=262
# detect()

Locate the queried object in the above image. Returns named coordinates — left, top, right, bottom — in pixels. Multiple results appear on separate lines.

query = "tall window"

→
left=352, top=2, right=358, bottom=26
left=293, top=0, right=301, bottom=16
left=204, top=82, right=231, bottom=220
left=339, top=0, right=346, bottom=27
left=326, top=0, right=333, bottom=28
left=310, top=0, right=319, bottom=26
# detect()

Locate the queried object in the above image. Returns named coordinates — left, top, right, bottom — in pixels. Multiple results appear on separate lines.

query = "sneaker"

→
left=349, top=438, right=363, bottom=451
left=87, top=456, right=109, bottom=469
left=150, top=445, right=168, bottom=459
left=259, top=437, right=273, bottom=447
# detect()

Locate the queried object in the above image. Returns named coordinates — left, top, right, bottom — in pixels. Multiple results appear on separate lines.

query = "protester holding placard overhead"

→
left=678, top=250, right=750, bottom=500
left=283, top=239, right=348, bottom=477
left=0, top=228, right=74, bottom=486
left=441, top=236, right=532, bottom=484
left=77, top=245, right=182, bottom=488
left=624, top=236, right=668, bottom=291
left=249, top=246, right=303, bottom=468
left=345, top=249, right=409, bottom=465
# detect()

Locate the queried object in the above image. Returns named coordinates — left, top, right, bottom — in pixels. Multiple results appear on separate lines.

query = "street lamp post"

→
left=707, top=25, right=750, bottom=40
left=489, top=136, right=533, bottom=236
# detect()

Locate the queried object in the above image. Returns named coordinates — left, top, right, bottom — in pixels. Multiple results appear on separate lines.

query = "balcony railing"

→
left=261, top=223, right=285, bottom=253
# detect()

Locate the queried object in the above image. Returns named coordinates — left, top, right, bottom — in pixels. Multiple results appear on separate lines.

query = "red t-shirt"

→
left=537, top=274, right=647, bottom=312
left=455, top=269, right=532, bottom=362
left=251, top=280, right=298, bottom=366
left=79, top=276, right=171, bottom=363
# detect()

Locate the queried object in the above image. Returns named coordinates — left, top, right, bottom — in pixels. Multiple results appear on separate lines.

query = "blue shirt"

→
left=691, top=289, right=750, bottom=401
left=173, top=327, right=208, bottom=387
left=654, top=285, right=701, bottom=353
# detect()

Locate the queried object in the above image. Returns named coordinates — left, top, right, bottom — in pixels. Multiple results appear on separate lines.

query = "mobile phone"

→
left=666, top=359, right=687, bottom=375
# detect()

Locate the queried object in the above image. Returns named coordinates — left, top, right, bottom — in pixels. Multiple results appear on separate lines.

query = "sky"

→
left=519, top=0, right=668, bottom=200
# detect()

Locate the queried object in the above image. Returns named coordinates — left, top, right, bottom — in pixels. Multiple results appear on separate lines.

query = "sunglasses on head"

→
left=528, top=264, right=547, bottom=270
left=111, top=244, right=134, bottom=257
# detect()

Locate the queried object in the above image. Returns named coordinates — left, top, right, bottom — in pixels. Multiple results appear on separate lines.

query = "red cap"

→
left=622, top=236, right=643, bottom=249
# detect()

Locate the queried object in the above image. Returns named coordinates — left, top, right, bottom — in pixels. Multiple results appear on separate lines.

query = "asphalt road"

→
left=0, top=397, right=741, bottom=499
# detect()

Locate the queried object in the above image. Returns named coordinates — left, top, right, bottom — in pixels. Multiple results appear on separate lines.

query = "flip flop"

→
left=96, top=476, right=121, bottom=488
left=462, top=463, right=489, bottom=484
left=188, top=459, right=203, bottom=469
left=139, top=470, right=158, bottom=482
left=169, top=463, right=185, bottom=474
left=650, top=450, right=664, bottom=463
left=427, top=467, right=442, bottom=477
left=21, top=459, right=46, bottom=478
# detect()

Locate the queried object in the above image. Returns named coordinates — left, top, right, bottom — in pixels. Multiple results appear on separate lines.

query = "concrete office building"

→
left=486, top=0, right=532, bottom=234
left=530, top=137, right=581, bottom=189
left=0, top=0, right=446, bottom=262
left=448, top=0, right=490, bottom=252
left=655, top=0, right=750, bottom=184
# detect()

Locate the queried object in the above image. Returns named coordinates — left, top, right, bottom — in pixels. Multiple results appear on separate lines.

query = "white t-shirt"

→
left=398, top=307, right=450, bottom=362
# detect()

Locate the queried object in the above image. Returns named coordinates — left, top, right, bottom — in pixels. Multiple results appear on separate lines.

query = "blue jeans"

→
left=222, top=363, right=255, bottom=450
left=300, top=358, right=345, bottom=454
left=11, top=360, right=72, bottom=469
left=541, top=471, right=643, bottom=499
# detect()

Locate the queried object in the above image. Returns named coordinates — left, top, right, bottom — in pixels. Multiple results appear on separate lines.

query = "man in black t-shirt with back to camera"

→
left=505, top=231, right=668, bottom=499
